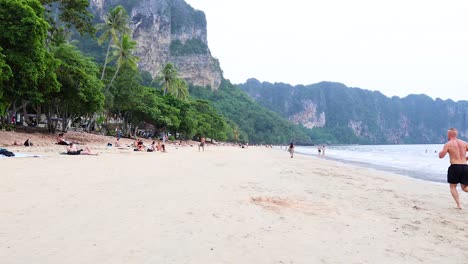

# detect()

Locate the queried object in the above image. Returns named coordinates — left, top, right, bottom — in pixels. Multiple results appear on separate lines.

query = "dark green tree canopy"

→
left=41, top=0, right=95, bottom=35
left=0, top=0, right=49, bottom=103
left=52, top=44, right=104, bottom=115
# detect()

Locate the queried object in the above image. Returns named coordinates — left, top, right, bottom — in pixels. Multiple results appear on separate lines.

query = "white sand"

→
left=1, top=146, right=468, bottom=263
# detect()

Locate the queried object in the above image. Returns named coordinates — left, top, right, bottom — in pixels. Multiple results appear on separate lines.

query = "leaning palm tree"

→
left=97, top=5, right=131, bottom=80
left=173, top=78, right=189, bottom=100
left=160, top=63, right=177, bottom=95
left=157, top=63, right=190, bottom=100
left=106, top=34, right=139, bottom=92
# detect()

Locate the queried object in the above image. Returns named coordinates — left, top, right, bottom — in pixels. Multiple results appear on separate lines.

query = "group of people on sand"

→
left=133, top=138, right=166, bottom=152
left=285, top=143, right=326, bottom=159
left=3, top=131, right=210, bottom=157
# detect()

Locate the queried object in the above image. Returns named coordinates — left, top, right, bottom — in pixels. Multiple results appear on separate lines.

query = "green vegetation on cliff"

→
left=190, top=80, right=312, bottom=144
left=170, top=0, right=206, bottom=34
left=240, top=79, right=468, bottom=144
left=170, top=39, right=208, bottom=56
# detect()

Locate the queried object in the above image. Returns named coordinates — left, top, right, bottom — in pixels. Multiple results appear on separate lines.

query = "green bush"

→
left=0, top=124, right=16, bottom=131
left=170, top=39, right=208, bottom=56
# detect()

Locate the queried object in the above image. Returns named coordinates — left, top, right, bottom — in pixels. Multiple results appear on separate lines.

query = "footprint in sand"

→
left=402, top=224, right=420, bottom=231
left=250, top=196, right=334, bottom=216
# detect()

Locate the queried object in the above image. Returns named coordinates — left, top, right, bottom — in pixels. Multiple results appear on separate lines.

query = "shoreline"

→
left=297, top=150, right=446, bottom=184
left=289, top=144, right=448, bottom=185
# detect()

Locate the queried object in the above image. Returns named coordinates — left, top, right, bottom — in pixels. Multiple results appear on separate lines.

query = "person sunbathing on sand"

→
left=24, top=138, right=33, bottom=146
left=131, top=139, right=145, bottom=151
left=147, top=141, right=156, bottom=152
left=66, top=143, right=98, bottom=156
left=156, top=139, right=166, bottom=152
left=57, top=133, right=70, bottom=145
left=438, top=128, right=468, bottom=209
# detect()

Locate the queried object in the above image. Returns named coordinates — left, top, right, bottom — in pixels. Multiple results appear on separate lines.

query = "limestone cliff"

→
left=240, top=79, right=468, bottom=144
left=89, top=0, right=222, bottom=89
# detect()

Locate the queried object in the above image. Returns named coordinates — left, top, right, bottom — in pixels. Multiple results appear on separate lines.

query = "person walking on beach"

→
left=116, top=128, right=122, bottom=140
left=438, top=128, right=468, bottom=209
left=288, top=143, right=295, bottom=158
left=199, top=137, right=205, bottom=152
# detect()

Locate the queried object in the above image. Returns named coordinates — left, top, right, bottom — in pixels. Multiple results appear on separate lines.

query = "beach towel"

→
left=0, top=152, right=42, bottom=158
left=0, top=148, right=15, bottom=157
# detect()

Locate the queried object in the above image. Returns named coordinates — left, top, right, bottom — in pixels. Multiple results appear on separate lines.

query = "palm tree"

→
left=173, top=78, right=189, bottom=100
left=97, top=5, right=131, bottom=80
left=158, top=63, right=189, bottom=100
left=160, top=63, right=177, bottom=95
left=106, top=34, right=139, bottom=92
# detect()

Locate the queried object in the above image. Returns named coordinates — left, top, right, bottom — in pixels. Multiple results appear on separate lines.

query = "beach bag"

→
left=0, top=148, right=15, bottom=157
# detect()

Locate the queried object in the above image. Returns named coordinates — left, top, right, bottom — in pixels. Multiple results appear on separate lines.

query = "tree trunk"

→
left=20, top=99, right=30, bottom=126
left=106, top=63, right=121, bottom=94
left=47, top=104, right=55, bottom=133
left=11, top=101, right=17, bottom=125
left=32, top=104, right=42, bottom=128
left=134, top=126, right=138, bottom=139
left=101, top=38, right=113, bottom=80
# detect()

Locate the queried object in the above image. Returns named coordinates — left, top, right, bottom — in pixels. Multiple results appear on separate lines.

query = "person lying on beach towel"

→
left=66, top=143, right=98, bottom=156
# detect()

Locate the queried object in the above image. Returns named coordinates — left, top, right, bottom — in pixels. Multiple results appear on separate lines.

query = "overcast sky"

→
left=186, top=0, right=468, bottom=101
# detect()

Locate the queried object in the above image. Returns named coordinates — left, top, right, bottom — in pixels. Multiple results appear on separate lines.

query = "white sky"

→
left=186, top=0, right=468, bottom=101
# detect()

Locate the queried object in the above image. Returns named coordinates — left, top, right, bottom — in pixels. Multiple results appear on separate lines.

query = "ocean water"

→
left=293, top=144, right=450, bottom=183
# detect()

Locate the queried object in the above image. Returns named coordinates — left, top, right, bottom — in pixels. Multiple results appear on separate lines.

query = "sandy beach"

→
left=1, top=138, right=468, bottom=263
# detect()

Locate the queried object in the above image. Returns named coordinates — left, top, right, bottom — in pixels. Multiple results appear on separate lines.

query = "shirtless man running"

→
left=438, top=128, right=468, bottom=209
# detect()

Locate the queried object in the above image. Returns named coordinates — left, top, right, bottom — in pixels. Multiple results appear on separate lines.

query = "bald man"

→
left=439, top=128, right=468, bottom=209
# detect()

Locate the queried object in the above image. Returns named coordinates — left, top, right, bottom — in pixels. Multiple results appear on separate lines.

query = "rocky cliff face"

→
left=240, top=79, right=468, bottom=144
left=89, top=0, right=222, bottom=89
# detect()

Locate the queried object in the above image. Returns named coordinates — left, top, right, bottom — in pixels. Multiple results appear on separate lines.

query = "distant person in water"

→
left=317, top=145, right=322, bottom=155
left=66, top=143, right=97, bottom=155
left=199, top=137, right=205, bottom=152
left=438, top=128, right=468, bottom=209
left=322, top=145, right=326, bottom=156
left=288, top=143, right=295, bottom=158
